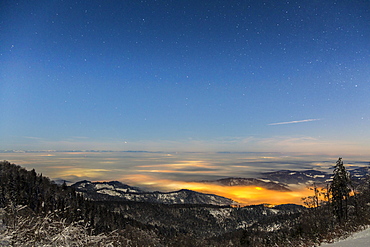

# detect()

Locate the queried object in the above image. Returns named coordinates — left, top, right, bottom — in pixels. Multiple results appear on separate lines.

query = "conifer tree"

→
left=329, top=157, right=351, bottom=223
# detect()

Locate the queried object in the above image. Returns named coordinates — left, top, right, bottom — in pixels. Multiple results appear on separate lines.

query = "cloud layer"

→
left=2, top=151, right=370, bottom=205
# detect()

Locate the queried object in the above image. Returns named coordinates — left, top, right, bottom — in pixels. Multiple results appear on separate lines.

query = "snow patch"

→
left=208, top=208, right=232, bottom=222
left=321, top=227, right=370, bottom=246
left=268, top=209, right=279, bottom=214
left=95, top=184, right=115, bottom=190
left=314, top=175, right=325, bottom=178
left=259, top=179, right=272, bottom=183
left=97, top=189, right=122, bottom=197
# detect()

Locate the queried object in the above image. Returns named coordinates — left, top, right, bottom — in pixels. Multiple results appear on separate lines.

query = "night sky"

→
left=1, top=0, right=369, bottom=154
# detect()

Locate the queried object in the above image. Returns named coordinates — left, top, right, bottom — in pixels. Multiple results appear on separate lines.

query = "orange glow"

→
left=136, top=169, right=216, bottom=174
left=57, top=168, right=111, bottom=178
left=118, top=174, right=314, bottom=206
left=174, top=182, right=313, bottom=206
left=45, top=166, right=76, bottom=169
left=136, top=160, right=219, bottom=169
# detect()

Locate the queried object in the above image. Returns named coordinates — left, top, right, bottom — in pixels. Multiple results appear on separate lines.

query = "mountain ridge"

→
left=200, top=177, right=291, bottom=191
left=71, top=180, right=235, bottom=206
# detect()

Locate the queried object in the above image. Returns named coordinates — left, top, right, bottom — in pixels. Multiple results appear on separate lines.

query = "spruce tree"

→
left=330, top=157, right=351, bottom=223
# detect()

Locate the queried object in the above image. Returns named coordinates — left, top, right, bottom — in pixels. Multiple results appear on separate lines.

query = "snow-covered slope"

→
left=260, top=170, right=332, bottom=186
left=72, top=180, right=143, bottom=194
left=321, top=227, right=370, bottom=246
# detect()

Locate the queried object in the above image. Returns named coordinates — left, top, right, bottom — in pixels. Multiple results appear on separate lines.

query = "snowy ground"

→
left=320, top=227, right=370, bottom=247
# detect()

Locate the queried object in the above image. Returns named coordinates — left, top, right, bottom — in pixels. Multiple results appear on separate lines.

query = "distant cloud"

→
left=23, top=136, right=44, bottom=140
left=268, top=119, right=320, bottom=126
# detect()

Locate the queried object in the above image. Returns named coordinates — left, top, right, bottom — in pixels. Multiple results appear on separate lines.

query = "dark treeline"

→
left=0, top=161, right=153, bottom=233
left=1, top=159, right=370, bottom=246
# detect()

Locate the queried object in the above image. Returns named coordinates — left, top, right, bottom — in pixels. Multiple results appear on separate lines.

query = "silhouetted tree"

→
left=329, top=158, right=351, bottom=223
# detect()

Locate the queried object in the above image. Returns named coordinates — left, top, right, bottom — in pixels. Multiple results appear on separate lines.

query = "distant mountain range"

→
left=259, top=170, right=332, bottom=186
left=72, top=180, right=235, bottom=206
left=259, top=168, right=369, bottom=186
left=201, top=177, right=291, bottom=191
left=71, top=176, right=293, bottom=206
left=71, top=168, right=369, bottom=206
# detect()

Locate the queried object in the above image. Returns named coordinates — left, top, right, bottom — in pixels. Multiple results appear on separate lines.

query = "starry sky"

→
left=1, top=0, right=369, bottom=154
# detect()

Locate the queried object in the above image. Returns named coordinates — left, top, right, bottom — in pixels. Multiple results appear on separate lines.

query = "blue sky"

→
left=1, top=0, right=369, bottom=154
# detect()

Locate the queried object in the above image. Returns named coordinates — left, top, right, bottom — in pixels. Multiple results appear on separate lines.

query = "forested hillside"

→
left=0, top=161, right=159, bottom=246
left=1, top=159, right=370, bottom=246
